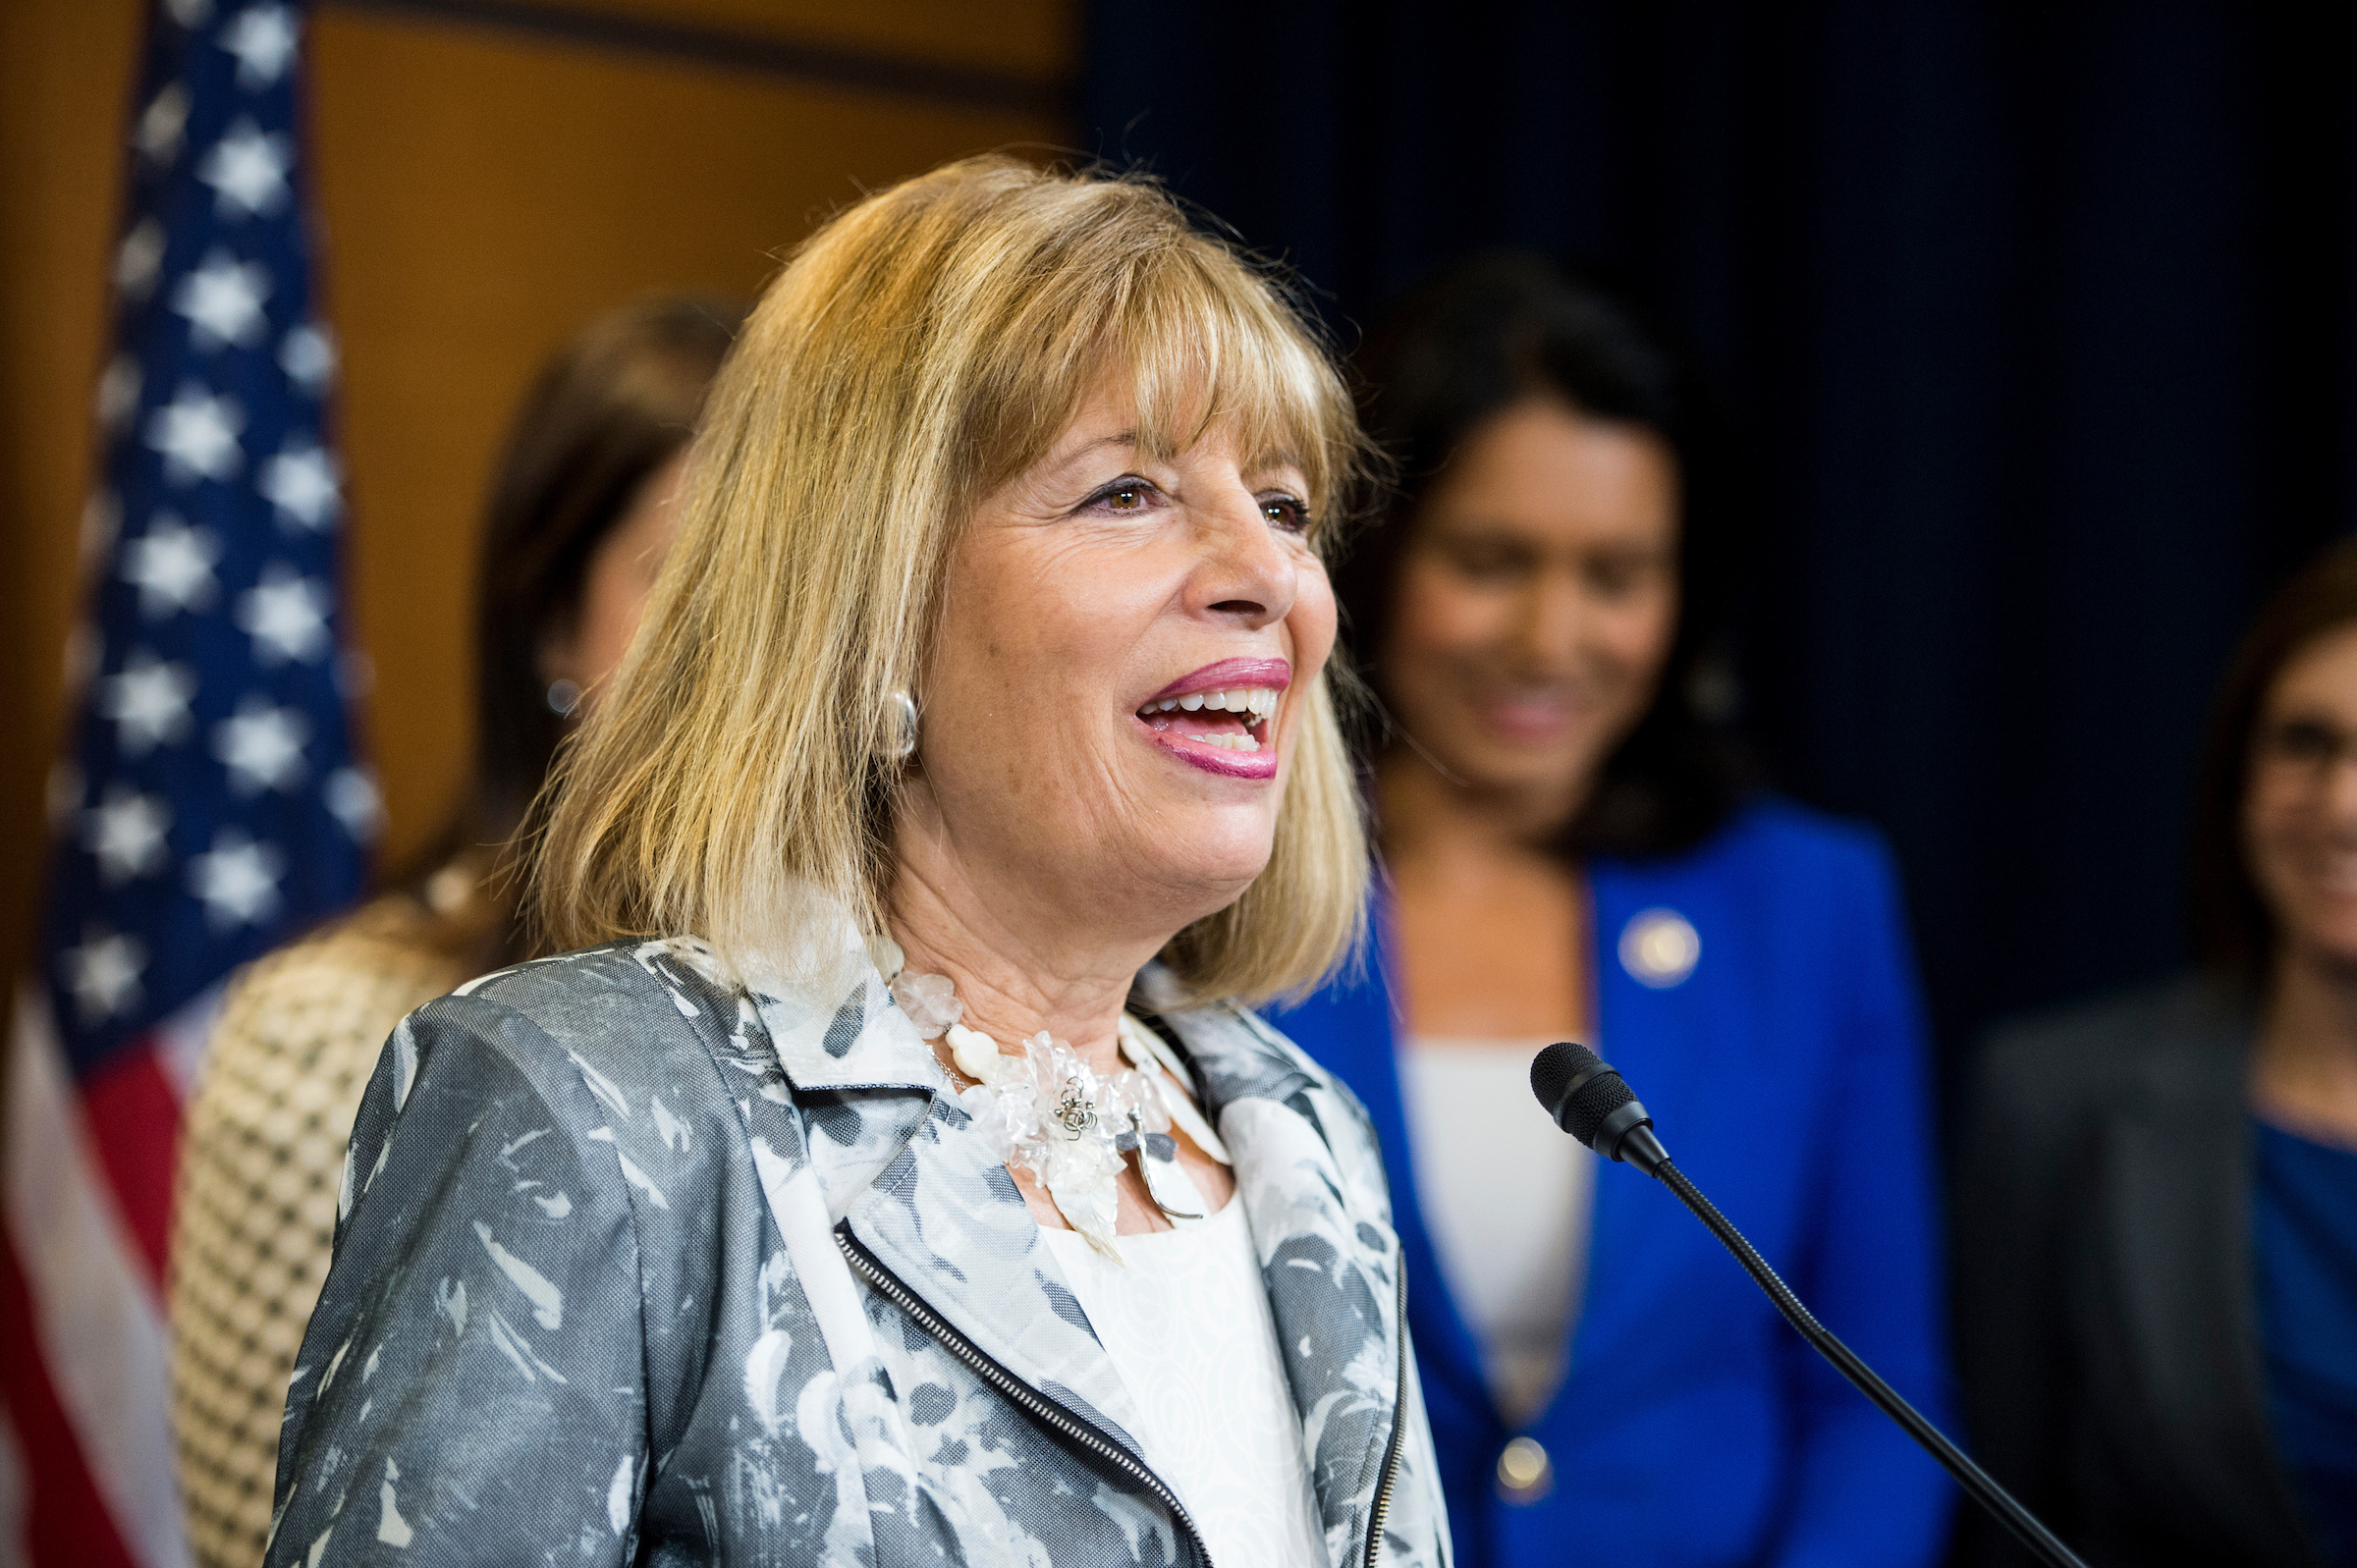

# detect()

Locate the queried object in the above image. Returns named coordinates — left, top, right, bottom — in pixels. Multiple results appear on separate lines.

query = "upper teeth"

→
left=1145, top=686, right=1282, bottom=719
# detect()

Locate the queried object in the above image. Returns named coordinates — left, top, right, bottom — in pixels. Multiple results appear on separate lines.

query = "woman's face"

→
left=541, top=449, right=688, bottom=711
left=906, top=374, right=1335, bottom=942
left=2246, top=622, right=2357, bottom=972
left=1382, top=397, right=1680, bottom=819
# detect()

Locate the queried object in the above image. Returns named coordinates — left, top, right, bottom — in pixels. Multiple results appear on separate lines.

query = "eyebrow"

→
left=1050, top=429, right=1140, bottom=467
left=1041, top=428, right=1307, bottom=486
left=1245, top=452, right=1307, bottom=483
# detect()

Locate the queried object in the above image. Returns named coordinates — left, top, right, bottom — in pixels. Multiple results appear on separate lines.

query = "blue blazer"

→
left=1268, top=799, right=1956, bottom=1568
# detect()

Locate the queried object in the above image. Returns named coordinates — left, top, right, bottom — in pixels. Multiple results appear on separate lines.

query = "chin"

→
left=1449, top=739, right=1593, bottom=800
left=1132, top=827, right=1272, bottom=910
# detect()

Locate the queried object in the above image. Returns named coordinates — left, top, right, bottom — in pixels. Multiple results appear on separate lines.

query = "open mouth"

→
left=1135, top=685, right=1282, bottom=753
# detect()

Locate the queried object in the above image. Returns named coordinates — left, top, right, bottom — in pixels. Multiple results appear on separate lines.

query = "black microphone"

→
left=1530, top=1041, right=2088, bottom=1568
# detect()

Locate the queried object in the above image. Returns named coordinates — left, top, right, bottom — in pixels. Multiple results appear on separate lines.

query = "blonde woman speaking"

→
left=261, top=158, right=1449, bottom=1568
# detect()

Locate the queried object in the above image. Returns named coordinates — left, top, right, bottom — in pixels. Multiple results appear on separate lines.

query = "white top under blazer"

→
left=1400, top=1037, right=1596, bottom=1425
left=1042, top=1197, right=1328, bottom=1566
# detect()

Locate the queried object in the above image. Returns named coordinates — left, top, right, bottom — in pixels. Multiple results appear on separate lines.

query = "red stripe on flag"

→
left=0, top=1236, right=141, bottom=1568
left=78, top=1045, right=181, bottom=1294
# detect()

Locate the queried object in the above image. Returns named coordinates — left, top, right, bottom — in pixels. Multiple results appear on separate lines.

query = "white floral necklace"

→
left=888, top=967, right=1231, bottom=1260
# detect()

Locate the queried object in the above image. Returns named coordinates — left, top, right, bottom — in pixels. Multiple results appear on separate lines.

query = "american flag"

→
left=0, top=2, right=371, bottom=1562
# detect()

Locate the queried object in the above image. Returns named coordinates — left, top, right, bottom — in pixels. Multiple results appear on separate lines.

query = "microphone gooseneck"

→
left=1527, top=1041, right=2090, bottom=1568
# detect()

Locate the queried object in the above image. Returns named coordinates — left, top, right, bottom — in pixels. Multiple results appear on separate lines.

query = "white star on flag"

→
left=122, top=515, right=222, bottom=618
left=97, top=651, right=197, bottom=755
left=196, top=117, right=291, bottom=220
left=163, top=0, right=214, bottom=28
left=258, top=440, right=342, bottom=530
left=96, top=355, right=141, bottom=431
left=115, top=217, right=166, bottom=301
left=221, top=5, right=300, bottom=87
left=172, top=249, right=272, bottom=351
left=82, top=787, right=172, bottom=885
left=236, top=565, right=331, bottom=664
left=213, top=695, right=309, bottom=793
left=137, top=82, right=189, bottom=168
left=278, top=321, right=335, bottom=391
left=146, top=382, right=245, bottom=484
left=188, top=829, right=285, bottom=929
left=325, top=766, right=382, bottom=843
left=63, top=927, right=147, bottom=1023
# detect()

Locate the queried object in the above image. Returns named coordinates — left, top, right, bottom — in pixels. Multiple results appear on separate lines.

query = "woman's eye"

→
left=1260, top=494, right=1310, bottom=533
left=1588, top=562, right=1639, bottom=596
left=1081, top=479, right=1159, bottom=515
left=1447, top=543, right=1527, bottom=581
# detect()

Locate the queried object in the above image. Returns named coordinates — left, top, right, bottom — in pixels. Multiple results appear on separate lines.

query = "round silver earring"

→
left=546, top=678, right=582, bottom=717
left=884, top=689, right=918, bottom=762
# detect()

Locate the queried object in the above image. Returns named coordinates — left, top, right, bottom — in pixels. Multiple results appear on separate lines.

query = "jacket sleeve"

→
left=1769, top=832, right=1959, bottom=1568
left=264, top=994, right=651, bottom=1567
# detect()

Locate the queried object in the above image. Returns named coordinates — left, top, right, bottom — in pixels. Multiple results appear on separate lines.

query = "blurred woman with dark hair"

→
left=1954, top=542, right=2357, bottom=1568
left=167, top=294, right=741, bottom=1568
left=1270, top=252, right=1953, bottom=1566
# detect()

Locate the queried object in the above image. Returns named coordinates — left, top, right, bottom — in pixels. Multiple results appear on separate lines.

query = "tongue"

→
left=1144, top=709, right=1250, bottom=738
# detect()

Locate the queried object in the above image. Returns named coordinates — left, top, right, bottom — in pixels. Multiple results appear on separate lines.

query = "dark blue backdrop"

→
left=1080, top=1, right=2357, bottom=1066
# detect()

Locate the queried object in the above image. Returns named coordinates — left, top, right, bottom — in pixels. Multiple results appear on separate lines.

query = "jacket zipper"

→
left=1362, top=1259, right=1410, bottom=1568
left=833, top=1223, right=1218, bottom=1568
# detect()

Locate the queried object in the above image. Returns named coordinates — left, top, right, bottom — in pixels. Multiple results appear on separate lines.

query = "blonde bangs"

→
left=531, top=156, right=1371, bottom=1007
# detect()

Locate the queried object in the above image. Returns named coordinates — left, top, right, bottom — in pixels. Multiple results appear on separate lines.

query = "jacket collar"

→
left=743, top=920, right=942, bottom=1095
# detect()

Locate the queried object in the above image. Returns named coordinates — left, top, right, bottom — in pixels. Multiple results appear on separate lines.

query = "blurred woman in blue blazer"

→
left=1269, top=254, right=1954, bottom=1567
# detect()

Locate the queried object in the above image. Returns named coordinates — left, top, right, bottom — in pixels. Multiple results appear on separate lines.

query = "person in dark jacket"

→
left=1952, top=541, right=2357, bottom=1567
left=1269, top=253, right=1954, bottom=1567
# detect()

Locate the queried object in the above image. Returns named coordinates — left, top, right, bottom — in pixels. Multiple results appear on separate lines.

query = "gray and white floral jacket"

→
left=264, top=926, right=1451, bottom=1568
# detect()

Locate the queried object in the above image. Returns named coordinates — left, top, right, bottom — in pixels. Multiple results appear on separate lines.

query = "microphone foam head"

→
left=1530, top=1041, right=1636, bottom=1148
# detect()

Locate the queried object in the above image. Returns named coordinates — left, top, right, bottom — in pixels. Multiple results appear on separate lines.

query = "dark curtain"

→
left=1079, top=1, right=2357, bottom=1066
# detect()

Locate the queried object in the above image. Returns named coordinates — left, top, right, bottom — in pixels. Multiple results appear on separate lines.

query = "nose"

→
left=1515, top=564, right=1587, bottom=667
left=1185, top=481, right=1296, bottom=630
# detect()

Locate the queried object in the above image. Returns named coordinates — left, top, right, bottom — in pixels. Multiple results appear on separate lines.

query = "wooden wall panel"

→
left=0, top=0, right=147, bottom=991
left=497, top=0, right=1069, bottom=79
left=0, top=0, right=1069, bottom=983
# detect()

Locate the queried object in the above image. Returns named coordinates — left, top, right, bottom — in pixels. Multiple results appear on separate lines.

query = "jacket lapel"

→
left=729, top=925, right=1155, bottom=1461
left=1573, top=859, right=1728, bottom=1395
left=1150, top=972, right=1407, bottom=1568
left=841, top=1095, right=1157, bottom=1460
left=2092, top=1012, right=2327, bottom=1564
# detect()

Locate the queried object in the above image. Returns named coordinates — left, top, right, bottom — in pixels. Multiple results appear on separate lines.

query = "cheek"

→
left=2243, top=786, right=2324, bottom=915
left=1595, top=580, right=1680, bottom=677
left=1389, top=556, right=1507, bottom=661
left=2246, top=784, right=2304, bottom=864
left=924, top=539, right=1138, bottom=769
left=1288, top=560, right=1339, bottom=669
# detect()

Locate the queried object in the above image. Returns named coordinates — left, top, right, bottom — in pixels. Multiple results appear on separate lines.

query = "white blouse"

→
left=1041, top=1198, right=1328, bottom=1567
left=1400, top=1038, right=1596, bottom=1426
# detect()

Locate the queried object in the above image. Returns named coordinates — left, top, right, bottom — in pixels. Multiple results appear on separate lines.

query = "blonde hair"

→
left=530, top=156, right=1373, bottom=1004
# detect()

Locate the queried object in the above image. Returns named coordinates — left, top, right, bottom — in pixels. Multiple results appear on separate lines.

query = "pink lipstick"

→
left=1133, top=658, right=1291, bottom=780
